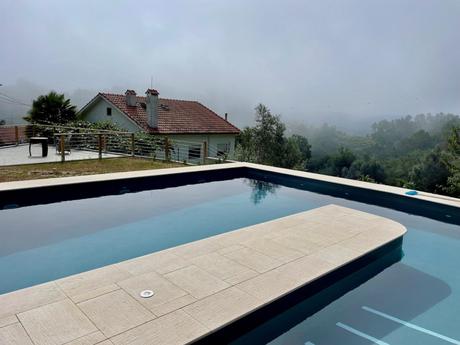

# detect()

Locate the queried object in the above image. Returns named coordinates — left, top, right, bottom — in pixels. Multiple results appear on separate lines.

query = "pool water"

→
left=1, top=177, right=459, bottom=344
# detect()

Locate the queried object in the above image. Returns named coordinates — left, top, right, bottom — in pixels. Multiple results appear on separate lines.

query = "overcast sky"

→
left=1, top=0, right=459, bottom=130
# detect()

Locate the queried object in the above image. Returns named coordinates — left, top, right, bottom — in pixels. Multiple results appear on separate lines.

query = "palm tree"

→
left=25, top=91, right=77, bottom=124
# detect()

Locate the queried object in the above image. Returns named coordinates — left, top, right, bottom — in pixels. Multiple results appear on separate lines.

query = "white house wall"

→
left=81, top=98, right=141, bottom=132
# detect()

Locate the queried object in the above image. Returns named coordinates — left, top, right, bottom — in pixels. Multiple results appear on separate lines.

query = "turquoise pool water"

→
left=1, top=177, right=459, bottom=344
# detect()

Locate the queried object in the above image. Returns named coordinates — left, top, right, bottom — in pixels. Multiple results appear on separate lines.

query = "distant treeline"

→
left=236, top=106, right=460, bottom=197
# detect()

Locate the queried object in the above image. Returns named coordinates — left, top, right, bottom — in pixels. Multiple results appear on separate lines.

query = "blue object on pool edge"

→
left=405, top=190, right=418, bottom=196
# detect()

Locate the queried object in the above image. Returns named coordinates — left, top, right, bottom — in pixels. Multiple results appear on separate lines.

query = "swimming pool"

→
left=1, top=165, right=459, bottom=344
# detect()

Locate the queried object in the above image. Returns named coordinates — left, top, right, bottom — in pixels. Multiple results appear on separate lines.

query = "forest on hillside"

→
left=236, top=105, right=460, bottom=198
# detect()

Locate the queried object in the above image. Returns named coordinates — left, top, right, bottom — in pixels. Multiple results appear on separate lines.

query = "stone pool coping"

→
left=0, top=204, right=406, bottom=345
left=1, top=161, right=459, bottom=209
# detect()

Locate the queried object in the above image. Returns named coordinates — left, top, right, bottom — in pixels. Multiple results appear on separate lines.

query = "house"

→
left=78, top=89, right=240, bottom=160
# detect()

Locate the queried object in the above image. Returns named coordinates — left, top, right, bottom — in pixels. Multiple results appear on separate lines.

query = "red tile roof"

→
left=95, top=93, right=240, bottom=135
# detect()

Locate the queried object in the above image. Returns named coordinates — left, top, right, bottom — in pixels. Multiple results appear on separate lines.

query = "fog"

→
left=1, top=0, right=459, bottom=132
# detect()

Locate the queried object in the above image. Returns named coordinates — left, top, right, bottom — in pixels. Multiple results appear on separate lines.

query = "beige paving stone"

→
left=224, top=268, right=260, bottom=285
left=164, top=265, right=230, bottom=299
left=0, top=315, right=18, bottom=328
left=150, top=294, right=197, bottom=317
left=18, top=299, right=97, bottom=345
left=110, top=310, right=208, bottom=345
left=338, top=206, right=381, bottom=220
left=64, top=331, right=106, bottom=345
left=289, top=224, right=347, bottom=246
left=216, top=244, right=245, bottom=255
left=70, top=285, right=121, bottom=304
left=0, top=282, right=66, bottom=319
left=116, top=251, right=188, bottom=276
left=271, top=233, right=324, bottom=254
left=56, top=266, right=131, bottom=303
left=340, top=224, right=404, bottom=254
left=236, top=268, right=302, bottom=301
left=191, top=252, right=258, bottom=284
left=241, top=238, right=304, bottom=263
left=261, top=215, right=307, bottom=232
left=0, top=322, right=34, bottom=345
left=310, top=244, right=361, bottom=265
left=368, top=220, right=408, bottom=237
left=280, top=254, right=336, bottom=283
left=117, top=271, right=189, bottom=316
left=94, top=341, right=114, bottom=345
left=303, top=225, right=358, bottom=245
left=213, top=228, right=261, bottom=247
left=170, top=239, right=224, bottom=260
left=223, top=247, right=282, bottom=273
left=77, top=290, right=154, bottom=338
left=183, top=287, right=261, bottom=329
left=331, top=218, right=375, bottom=234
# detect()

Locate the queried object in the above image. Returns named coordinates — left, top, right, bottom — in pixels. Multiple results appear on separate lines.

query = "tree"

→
left=330, top=147, right=356, bottom=177
left=443, top=126, right=460, bottom=196
left=409, top=149, right=450, bottom=194
left=235, top=104, right=312, bottom=169
left=0, top=119, right=5, bottom=125
left=25, top=91, right=77, bottom=124
left=281, top=134, right=311, bottom=169
left=252, top=104, right=286, bottom=166
left=346, top=158, right=386, bottom=183
left=234, top=127, right=257, bottom=162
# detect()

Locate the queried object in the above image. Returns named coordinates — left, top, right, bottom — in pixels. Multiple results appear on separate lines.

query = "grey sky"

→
left=1, top=0, right=459, bottom=130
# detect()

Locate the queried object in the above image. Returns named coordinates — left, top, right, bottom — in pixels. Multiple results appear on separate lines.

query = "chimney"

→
left=224, top=113, right=228, bottom=121
left=125, top=90, right=137, bottom=106
left=145, top=88, right=159, bottom=128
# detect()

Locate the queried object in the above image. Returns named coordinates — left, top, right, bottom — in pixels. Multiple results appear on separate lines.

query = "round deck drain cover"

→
left=140, top=290, right=154, bottom=298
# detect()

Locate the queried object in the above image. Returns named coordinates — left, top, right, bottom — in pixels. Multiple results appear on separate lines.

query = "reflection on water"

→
left=245, top=179, right=280, bottom=204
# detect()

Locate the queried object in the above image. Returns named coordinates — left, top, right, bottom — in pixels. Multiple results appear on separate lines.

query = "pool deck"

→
left=0, top=204, right=406, bottom=345
left=1, top=162, right=459, bottom=209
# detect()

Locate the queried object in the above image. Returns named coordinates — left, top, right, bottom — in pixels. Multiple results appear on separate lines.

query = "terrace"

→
left=0, top=144, right=119, bottom=166
left=0, top=162, right=459, bottom=345
left=0, top=124, right=229, bottom=168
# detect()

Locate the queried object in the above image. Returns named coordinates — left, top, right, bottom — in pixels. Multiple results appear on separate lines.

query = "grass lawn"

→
left=0, top=157, right=185, bottom=183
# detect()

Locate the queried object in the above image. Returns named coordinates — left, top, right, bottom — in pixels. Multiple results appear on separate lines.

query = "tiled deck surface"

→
left=0, top=144, right=121, bottom=166
left=0, top=204, right=406, bottom=345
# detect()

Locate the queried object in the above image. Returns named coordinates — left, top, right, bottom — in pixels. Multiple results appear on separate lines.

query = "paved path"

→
left=0, top=204, right=406, bottom=345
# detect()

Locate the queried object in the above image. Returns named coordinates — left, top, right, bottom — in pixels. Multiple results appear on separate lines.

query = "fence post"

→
left=202, top=141, right=208, bottom=165
left=15, top=126, right=19, bottom=146
left=98, top=134, right=102, bottom=160
left=60, top=134, right=65, bottom=162
left=131, top=133, right=135, bottom=157
left=164, top=137, right=170, bottom=161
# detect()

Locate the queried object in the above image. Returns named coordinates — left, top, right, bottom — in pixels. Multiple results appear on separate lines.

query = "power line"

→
left=0, top=98, right=31, bottom=107
left=0, top=93, right=31, bottom=107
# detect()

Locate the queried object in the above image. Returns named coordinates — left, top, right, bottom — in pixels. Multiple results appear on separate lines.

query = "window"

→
left=216, top=142, right=230, bottom=156
left=188, top=144, right=201, bottom=160
left=106, top=107, right=112, bottom=116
